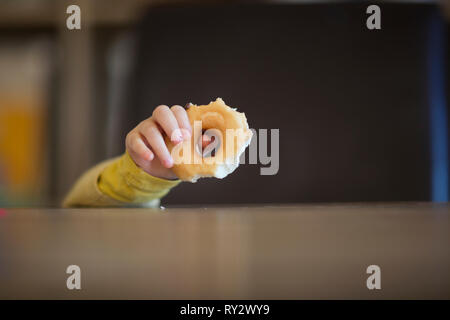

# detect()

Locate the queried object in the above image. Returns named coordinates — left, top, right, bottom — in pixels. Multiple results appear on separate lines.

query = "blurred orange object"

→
left=0, top=40, right=50, bottom=204
left=0, top=97, right=47, bottom=195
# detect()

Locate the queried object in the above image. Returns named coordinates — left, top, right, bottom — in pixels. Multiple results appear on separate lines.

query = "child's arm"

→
left=62, top=105, right=192, bottom=207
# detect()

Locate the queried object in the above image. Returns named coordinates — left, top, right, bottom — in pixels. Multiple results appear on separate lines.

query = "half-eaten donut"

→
left=166, top=98, right=252, bottom=182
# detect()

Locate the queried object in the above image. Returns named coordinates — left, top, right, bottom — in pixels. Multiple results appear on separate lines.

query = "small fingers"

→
left=139, top=119, right=173, bottom=168
left=126, top=131, right=154, bottom=163
left=152, top=105, right=182, bottom=143
left=171, top=105, right=192, bottom=139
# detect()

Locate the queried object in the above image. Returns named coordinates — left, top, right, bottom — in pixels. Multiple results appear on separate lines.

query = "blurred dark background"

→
left=0, top=0, right=449, bottom=206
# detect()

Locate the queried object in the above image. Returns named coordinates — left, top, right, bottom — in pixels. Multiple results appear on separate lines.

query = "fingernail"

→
left=143, top=152, right=152, bottom=161
left=171, top=130, right=183, bottom=143
left=165, top=158, right=173, bottom=168
left=182, top=129, right=191, bottom=140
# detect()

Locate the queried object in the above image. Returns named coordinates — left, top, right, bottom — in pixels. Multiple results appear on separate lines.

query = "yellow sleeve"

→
left=62, top=152, right=181, bottom=208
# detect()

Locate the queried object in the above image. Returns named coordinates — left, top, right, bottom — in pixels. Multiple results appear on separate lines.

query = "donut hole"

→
left=196, top=129, right=222, bottom=158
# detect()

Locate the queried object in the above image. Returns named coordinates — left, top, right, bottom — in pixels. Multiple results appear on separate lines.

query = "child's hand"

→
left=125, top=105, right=192, bottom=180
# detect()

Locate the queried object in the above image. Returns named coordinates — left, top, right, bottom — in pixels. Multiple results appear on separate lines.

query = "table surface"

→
left=0, top=203, right=449, bottom=299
